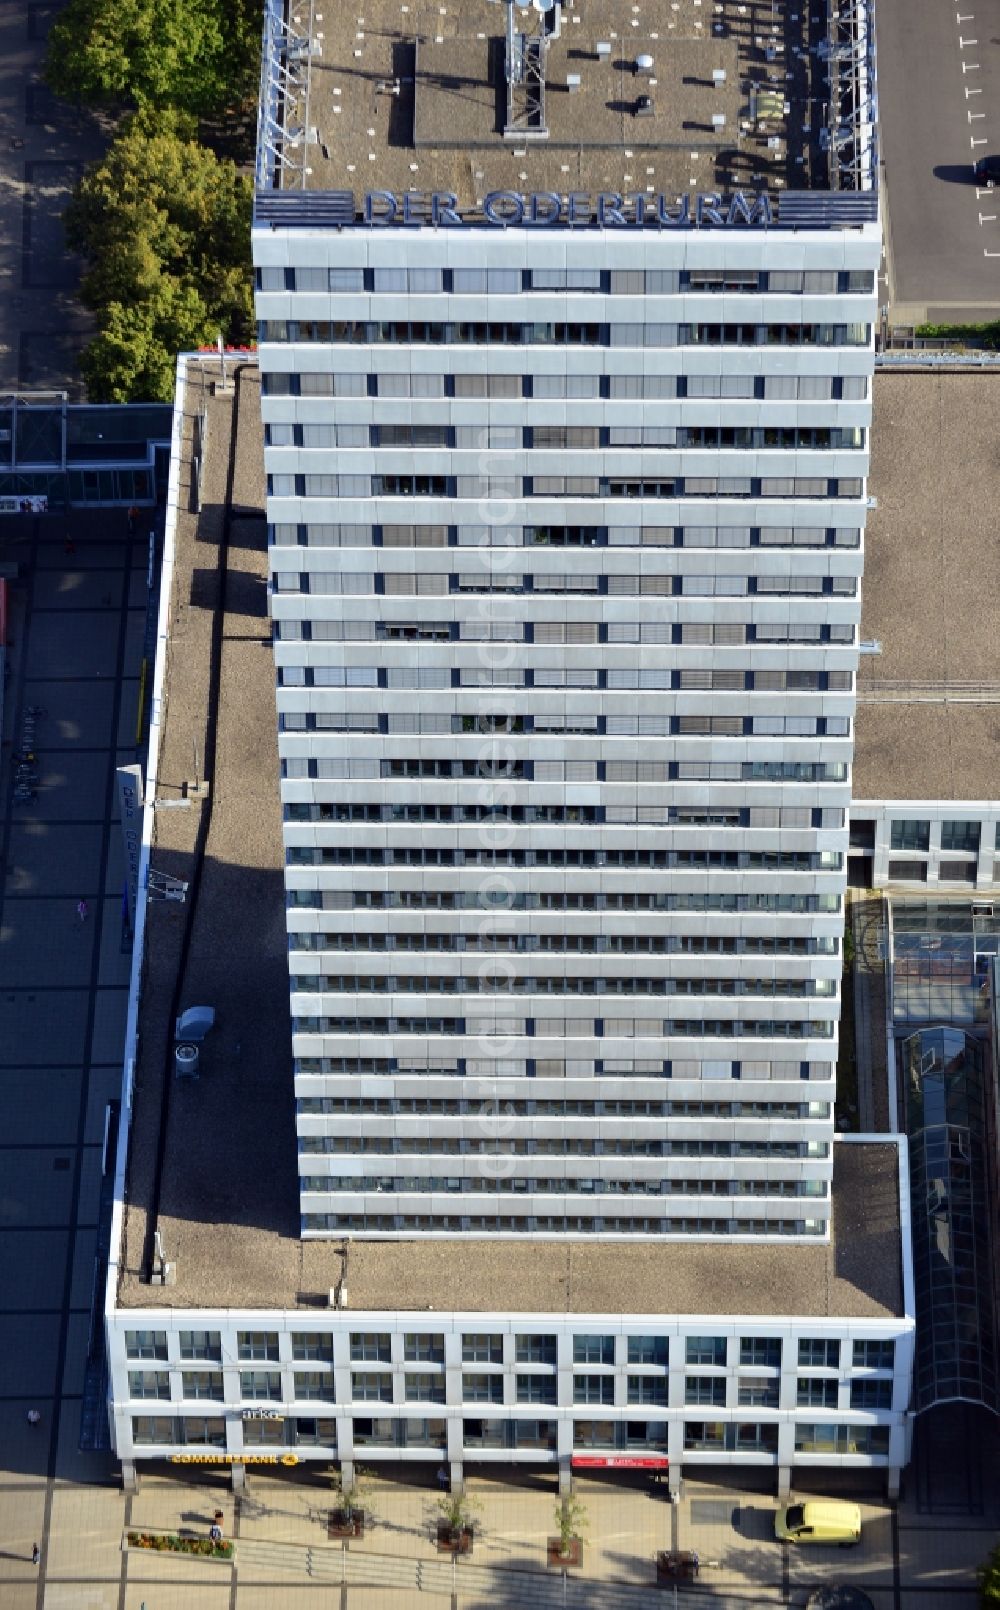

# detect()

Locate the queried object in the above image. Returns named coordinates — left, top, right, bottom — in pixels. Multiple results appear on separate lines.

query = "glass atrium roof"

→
left=892, top=900, right=1000, bottom=1029
left=903, top=1027, right=996, bottom=1412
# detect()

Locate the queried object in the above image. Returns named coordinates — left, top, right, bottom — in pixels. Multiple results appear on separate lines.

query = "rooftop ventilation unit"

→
left=636, top=53, right=654, bottom=74
left=635, top=95, right=654, bottom=117
left=535, top=0, right=560, bottom=36
left=175, top=1005, right=216, bottom=1042
left=175, top=1042, right=200, bottom=1079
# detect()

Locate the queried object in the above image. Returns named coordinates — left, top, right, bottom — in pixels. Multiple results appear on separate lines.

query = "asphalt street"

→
left=877, top=0, right=1000, bottom=321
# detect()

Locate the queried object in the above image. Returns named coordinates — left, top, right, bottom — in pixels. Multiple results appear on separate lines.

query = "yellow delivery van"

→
left=774, top=1499, right=862, bottom=1545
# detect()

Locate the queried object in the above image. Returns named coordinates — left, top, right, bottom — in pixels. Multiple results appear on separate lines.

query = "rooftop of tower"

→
left=113, top=355, right=903, bottom=1321
left=256, top=0, right=878, bottom=213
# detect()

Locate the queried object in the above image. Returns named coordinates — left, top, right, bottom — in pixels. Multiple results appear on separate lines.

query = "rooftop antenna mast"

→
left=489, top=0, right=557, bottom=139
left=819, top=0, right=875, bottom=191
left=506, top=0, right=522, bottom=85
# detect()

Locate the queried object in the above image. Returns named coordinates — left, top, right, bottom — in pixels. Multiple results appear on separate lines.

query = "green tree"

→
left=66, top=112, right=253, bottom=402
left=45, top=0, right=259, bottom=117
left=980, top=1543, right=1000, bottom=1608
left=67, top=112, right=252, bottom=308
left=437, top=1488, right=481, bottom=1537
left=80, top=285, right=218, bottom=402
left=328, top=1464, right=375, bottom=1517
left=553, top=1495, right=587, bottom=1559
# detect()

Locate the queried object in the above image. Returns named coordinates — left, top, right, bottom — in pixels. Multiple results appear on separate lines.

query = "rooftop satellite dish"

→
left=534, top=0, right=556, bottom=11
left=514, top=0, right=532, bottom=9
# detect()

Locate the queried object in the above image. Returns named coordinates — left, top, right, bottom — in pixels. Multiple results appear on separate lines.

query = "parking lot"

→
left=876, top=0, right=1000, bottom=321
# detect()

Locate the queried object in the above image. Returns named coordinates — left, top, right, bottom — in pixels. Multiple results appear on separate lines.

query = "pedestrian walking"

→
left=76, top=899, right=89, bottom=923
left=26, top=1408, right=41, bottom=1426
left=31, top=1543, right=39, bottom=1566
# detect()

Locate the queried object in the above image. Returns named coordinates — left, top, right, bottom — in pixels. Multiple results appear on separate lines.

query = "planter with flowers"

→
left=124, top=1530, right=234, bottom=1562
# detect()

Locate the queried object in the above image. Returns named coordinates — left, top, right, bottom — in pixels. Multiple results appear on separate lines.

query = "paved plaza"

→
left=1, top=1453, right=995, bottom=1610
left=0, top=506, right=145, bottom=1602
left=0, top=2, right=110, bottom=395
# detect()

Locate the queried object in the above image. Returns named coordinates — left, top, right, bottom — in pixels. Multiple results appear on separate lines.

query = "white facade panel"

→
left=108, top=1289, right=912, bottom=1479
left=254, top=214, right=879, bottom=1241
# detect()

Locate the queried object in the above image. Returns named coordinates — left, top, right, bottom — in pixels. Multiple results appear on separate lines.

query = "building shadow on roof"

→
left=123, top=844, right=299, bottom=1254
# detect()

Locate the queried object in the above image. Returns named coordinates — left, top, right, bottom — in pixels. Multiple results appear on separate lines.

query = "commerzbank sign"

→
left=359, top=189, right=772, bottom=229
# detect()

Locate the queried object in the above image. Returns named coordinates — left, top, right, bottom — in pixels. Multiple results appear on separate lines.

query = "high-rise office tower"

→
left=105, top=0, right=919, bottom=1493
left=254, top=0, right=879, bottom=1242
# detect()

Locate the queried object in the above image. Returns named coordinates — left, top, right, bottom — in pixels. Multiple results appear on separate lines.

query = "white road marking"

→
left=971, top=136, right=989, bottom=147
left=966, top=87, right=983, bottom=96
left=962, top=60, right=981, bottom=71
left=957, top=9, right=974, bottom=17
left=968, top=110, right=986, bottom=120
left=960, top=34, right=978, bottom=45
left=979, top=213, right=997, bottom=224
left=984, top=249, right=1000, bottom=256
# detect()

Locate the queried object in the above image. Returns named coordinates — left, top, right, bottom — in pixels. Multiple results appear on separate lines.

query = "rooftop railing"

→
left=256, top=0, right=316, bottom=191
left=822, top=0, right=878, bottom=193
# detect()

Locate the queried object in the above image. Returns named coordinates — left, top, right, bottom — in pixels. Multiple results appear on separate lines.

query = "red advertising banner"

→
left=570, top=1455, right=669, bottom=1470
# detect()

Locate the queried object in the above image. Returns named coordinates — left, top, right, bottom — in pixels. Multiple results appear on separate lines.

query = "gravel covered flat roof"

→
left=116, top=362, right=304, bottom=1313
left=283, top=0, right=826, bottom=205
left=332, top=1142, right=903, bottom=1318
left=855, top=370, right=1000, bottom=803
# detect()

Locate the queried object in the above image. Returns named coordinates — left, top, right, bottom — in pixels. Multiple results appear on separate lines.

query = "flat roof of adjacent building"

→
left=327, top=1142, right=904, bottom=1318
left=854, top=369, right=1000, bottom=803
left=274, top=0, right=829, bottom=205
left=116, top=360, right=902, bottom=1319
